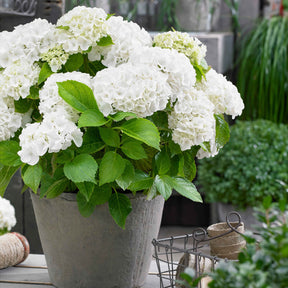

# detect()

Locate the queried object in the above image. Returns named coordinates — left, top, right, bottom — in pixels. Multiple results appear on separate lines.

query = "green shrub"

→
left=197, top=120, right=288, bottom=209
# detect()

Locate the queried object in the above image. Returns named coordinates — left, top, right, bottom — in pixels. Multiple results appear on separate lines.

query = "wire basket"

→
left=152, top=212, right=244, bottom=288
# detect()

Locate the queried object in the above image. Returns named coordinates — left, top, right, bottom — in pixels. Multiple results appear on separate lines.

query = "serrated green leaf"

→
left=128, top=170, right=154, bottom=192
left=121, top=141, right=147, bottom=160
left=120, top=118, right=160, bottom=150
left=97, top=35, right=114, bottom=47
left=57, top=80, right=98, bottom=112
left=109, top=193, right=132, bottom=229
left=0, top=141, right=21, bottom=166
left=215, top=114, right=230, bottom=149
left=116, top=160, right=135, bottom=190
left=155, top=150, right=170, bottom=175
left=22, top=164, right=43, bottom=193
left=0, top=166, right=20, bottom=196
left=109, top=112, right=137, bottom=122
left=46, top=178, right=69, bottom=199
left=154, top=175, right=173, bottom=200
left=28, top=86, right=40, bottom=100
left=76, top=183, right=112, bottom=215
left=171, top=177, right=202, bottom=203
left=14, top=98, right=33, bottom=113
left=38, top=62, right=53, bottom=84
left=183, top=147, right=200, bottom=181
left=76, top=182, right=95, bottom=202
left=64, top=53, right=84, bottom=72
left=78, top=109, right=108, bottom=128
left=64, top=154, right=98, bottom=183
left=99, top=127, right=120, bottom=148
left=55, top=150, right=74, bottom=164
left=99, top=151, right=126, bottom=186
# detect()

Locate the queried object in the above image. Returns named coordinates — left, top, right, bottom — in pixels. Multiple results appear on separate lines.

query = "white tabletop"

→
left=0, top=254, right=165, bottom=288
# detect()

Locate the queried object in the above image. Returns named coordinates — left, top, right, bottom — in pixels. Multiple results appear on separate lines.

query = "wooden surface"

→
left=0, top=254, right=165, bottom=288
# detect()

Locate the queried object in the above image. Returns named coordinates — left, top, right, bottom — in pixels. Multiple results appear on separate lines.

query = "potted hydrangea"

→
left=0, top=6, right=243, bottom=288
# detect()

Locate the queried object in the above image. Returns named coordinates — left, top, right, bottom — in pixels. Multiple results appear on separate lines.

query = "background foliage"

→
left=197, top=119, right=288, bottom=209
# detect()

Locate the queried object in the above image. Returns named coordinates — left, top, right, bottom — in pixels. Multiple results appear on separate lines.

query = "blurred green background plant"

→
left=237, top=16, right=288, bottom=124
left=197, top=120, right=288, bottom=209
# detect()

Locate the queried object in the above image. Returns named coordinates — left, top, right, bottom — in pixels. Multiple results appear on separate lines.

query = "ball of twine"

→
left=0, top=233, right=30, bottom=269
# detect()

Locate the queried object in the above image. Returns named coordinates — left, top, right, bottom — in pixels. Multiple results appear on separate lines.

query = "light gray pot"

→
left=31, top=192, right=164, bottom=288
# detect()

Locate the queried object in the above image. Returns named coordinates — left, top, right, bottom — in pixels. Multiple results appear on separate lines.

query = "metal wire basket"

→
left=152, top=212, right=244, bottom=288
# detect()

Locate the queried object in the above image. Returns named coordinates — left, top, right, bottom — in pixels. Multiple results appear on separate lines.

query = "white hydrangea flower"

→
left=0, top=19, right=53, bottom=68
left=0, top=196, right=16, bottom=233
left=90, top=16, right=152, bottom=67
left=92, top=63, right=171, bottom=117
left=196, top=68, right=244, bottom=119
left=128, top=47, right=196, bottom=101
left=18, top=114, right=83, bottom=166
left=0, top=97, right=23, bottom=141
left=196, top=137, right=219, bottom=159
left=0, top=60, right=40, bottom=100
left=57, top=6, right=108, bottom=53
left=168, top=88, right=215, bottom=150
left=39, top=72, right=92, bottom=123
left=41, top=45, right=70, bottom=72
left=153, top=31, right=207, bottom=66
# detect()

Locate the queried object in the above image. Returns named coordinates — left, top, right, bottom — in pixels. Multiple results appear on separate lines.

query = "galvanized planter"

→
left=31, top=192, right=164, bottom=288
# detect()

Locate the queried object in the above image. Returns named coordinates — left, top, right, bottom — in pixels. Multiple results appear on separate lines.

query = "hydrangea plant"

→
left=0, top=6, right=244, bottom=228
left=0, top=196, right=16, bottom=235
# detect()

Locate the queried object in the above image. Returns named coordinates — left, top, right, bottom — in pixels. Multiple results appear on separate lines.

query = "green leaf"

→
left=14, top=98, right=33, bottom=113
left=128, top=170, right=154, bottom=192
left=171, top=177, right=202, bottom=203
left=155, top=150, right=170, bottom=175
left=38, top=62, right=53, bottom=84
left=121, top=141, right=147, bottom=160
left=200, top=141, right=211, bottom=152
left=99, top=127, right=120, bottom=148
left=76, top=191, right=96, bottom=217
left=78, top=128, right=105, bottom=154
left=46, top=178, right=69, bottom=199
left=0, top=166, right=20, bottom=196
left=57, top=80, right=98, bottom=112
left=55, top=150, right=74, bottom=164
left=263, top=196, right=272, bottom=210
left=97, top=35, right=114, bottom=47
left=183, top=147, right=200, bottom=181
left=109, top=112, right=137, bottom=122
left=120, top=118, right=160, bottom=150
left=94, top=184, right=112, bottom=205
left=109, top=193, right=132, bottom=229
left=64, top=53, right=84, bottom=72
left=78, top=109, right=108, bottom=128
left=99, top=151, right=126, bottom=186
left=215, top=114, right=230, bottom=149
left=154, top=175, right=173, bottom=200
left=76, top=183, right=112, bottom=214
left=0, top=141, right=21, bottom=166
left=116, top=160, right=135, bottom=190
left=22, top=164, right=43, bottom=193
left=28, top=86, right=40, bottom=100
left=64, top=154, right=98, bottom=183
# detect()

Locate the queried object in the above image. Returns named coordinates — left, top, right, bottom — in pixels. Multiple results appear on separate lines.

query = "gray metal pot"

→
left=31, top=192, right=164, bottom=288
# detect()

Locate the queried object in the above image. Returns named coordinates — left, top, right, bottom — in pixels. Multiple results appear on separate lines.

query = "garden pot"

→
left=207, top=222, right=245, bottom=260
left=176, top=0, right=221, bottom=32
left=31, top=192, right=164, bottom=288
left=216, top=202, right=260, bottom=231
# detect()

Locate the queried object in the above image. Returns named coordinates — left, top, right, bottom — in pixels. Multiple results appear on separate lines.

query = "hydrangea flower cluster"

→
left=0, top=196, right=16, bottom=235
left=0, top=6, right=244, bottom=165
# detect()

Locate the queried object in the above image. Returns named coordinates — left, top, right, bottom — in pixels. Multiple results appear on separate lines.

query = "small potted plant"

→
left=197, top=119, right=288, bottom=228
left=0, top=6, right=244, bottom=288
